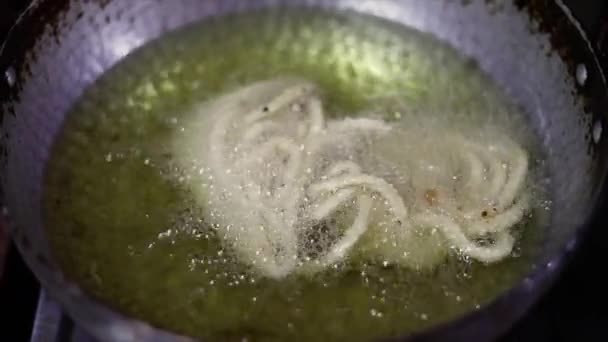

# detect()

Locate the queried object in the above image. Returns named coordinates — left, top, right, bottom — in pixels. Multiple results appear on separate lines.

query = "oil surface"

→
left=44, top=9, right=549, bottom=342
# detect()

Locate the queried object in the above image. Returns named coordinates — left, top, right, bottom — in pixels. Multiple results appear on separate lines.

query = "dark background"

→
left=1, top=0, right=608, bottom=341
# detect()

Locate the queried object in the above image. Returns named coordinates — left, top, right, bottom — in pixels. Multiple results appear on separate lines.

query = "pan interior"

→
left=42, top=8, right=552, bottom=342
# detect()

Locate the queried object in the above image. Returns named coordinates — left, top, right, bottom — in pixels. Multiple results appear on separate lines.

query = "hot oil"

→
left=44, top=9, right=550, bottom=342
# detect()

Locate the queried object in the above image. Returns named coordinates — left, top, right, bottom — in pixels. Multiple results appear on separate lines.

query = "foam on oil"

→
left=44, top=9, right=550, bottom=342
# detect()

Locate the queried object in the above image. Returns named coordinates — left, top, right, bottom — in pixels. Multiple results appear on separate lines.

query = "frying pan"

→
left=1, top=0, right=607, bottom=341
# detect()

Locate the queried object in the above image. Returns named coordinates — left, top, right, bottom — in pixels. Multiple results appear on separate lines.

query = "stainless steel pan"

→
left=1, top=0, right=607, bottom=341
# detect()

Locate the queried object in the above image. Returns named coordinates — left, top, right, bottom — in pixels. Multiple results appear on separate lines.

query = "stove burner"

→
left=31, top=291, right=96, bottom=342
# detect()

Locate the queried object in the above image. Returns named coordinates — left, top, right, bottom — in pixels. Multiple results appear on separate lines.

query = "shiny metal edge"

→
left=31, top=291, right=97, bottom=342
